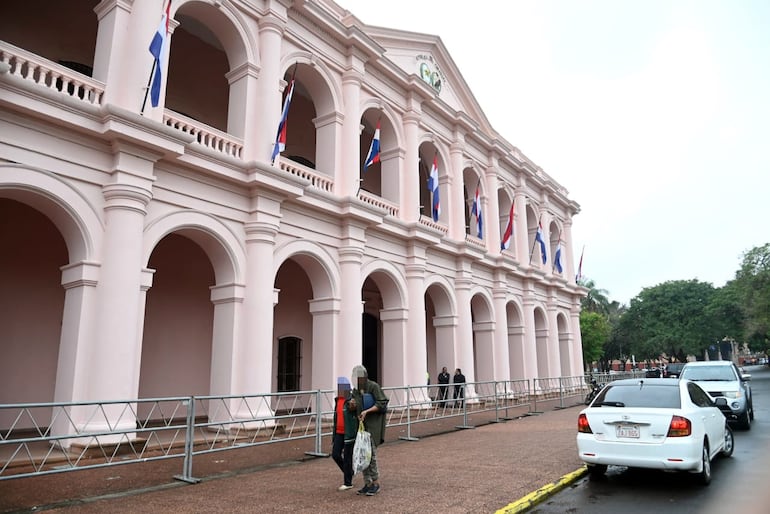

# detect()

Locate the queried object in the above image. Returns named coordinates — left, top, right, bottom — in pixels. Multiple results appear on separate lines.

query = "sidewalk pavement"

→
left=1, top=403, right=587, bottom=514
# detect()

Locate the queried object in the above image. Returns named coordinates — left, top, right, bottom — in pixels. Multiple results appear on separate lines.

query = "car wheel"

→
left=721, top=425, right=734, bottom=458
left=738, top=409, right=751, bottom=430
left=697, top=443, right=712, bottom=486
left=587, top=464, right=607, bottom=479
left=749, top=402, right=754, bottom=421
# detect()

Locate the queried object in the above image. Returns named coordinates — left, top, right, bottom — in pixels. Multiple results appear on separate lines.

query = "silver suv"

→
left=679, top=360, right=753, bottom=429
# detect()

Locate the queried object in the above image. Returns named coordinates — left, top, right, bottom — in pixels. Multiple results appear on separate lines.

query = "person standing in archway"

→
left=453, top=368, right=466, bottom=408
left=437, top=367, right=450, bottom=404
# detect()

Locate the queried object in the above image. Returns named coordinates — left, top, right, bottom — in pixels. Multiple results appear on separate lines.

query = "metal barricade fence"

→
left=0, top=397, right=191, bottom=481
left=0, top=377, right=547, bottom=483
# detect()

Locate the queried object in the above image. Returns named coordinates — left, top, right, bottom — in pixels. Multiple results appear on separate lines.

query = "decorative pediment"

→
left=362, top=26, right=494, bottom=134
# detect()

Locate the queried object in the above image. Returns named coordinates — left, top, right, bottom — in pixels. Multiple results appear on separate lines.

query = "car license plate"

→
left=616, top=424, right=640, bottom=438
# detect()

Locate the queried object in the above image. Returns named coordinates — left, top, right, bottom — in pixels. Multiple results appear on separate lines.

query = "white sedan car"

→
left=577, top=378, right=734, bottom=485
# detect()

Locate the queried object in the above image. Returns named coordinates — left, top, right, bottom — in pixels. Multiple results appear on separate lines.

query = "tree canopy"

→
left=733, top=243, right=770, bottom=348
left=578, top=242, right=769, bottom=368
left=615, top=279, right=718, bottom=361
left=580, top=311, right=610, bottom=370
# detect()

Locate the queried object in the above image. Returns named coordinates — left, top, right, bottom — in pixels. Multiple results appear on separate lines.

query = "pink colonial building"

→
left=0, top=0, right=584, bottom=423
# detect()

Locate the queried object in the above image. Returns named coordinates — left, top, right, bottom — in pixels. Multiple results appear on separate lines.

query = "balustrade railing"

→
left=357, top=189, right=399, bottom=217
left=0, top=42, right=104, bottom=106
left=275, top=157, right=334, bottom=192
left=163, top=111, right=244, bottom=160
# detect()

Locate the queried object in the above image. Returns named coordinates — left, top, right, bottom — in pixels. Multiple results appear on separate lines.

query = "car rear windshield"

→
left=680, top=366, right=736, bottom=382
left=595, top=383, right=681, bottom=408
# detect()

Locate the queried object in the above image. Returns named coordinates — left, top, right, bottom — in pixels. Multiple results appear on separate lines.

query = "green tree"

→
left=617, top=280, right=718, bottom=361
left=733, top=243, right=770, bottom=348
left=580, top=310, right=611, bottom=371
left=579, top=278, right=610, bottom=315
left=706, top=281, right=744, bottom=343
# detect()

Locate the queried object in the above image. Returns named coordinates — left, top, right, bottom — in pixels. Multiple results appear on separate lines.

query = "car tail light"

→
left=578, top=413, right=593, bottom=433
left=667, top=415, right=692, bottom=437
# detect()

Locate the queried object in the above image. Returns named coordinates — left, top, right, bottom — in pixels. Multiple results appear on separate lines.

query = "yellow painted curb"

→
left=495, top=466, right=588, bottom=514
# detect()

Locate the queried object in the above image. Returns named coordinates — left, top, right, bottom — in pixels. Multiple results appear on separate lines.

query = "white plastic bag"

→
left=352, top=420, right=372, bottom=475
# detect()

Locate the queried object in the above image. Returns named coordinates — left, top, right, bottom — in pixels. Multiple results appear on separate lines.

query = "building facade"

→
left=0, top=0, right=584, bottom=431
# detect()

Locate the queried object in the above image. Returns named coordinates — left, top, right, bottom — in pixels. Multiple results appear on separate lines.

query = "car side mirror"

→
left=741, top=373, right=751, bottom=381
left=714, top=397, right=728, bottom=407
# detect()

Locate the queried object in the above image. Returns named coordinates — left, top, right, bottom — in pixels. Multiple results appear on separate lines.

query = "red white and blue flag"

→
left=363, top=120, right=381, bottom=170
left=471, top=182, right=483, bottom=238
left=501, top=201, right=514, bottom=250
left=148, top=1, right=171, bottom=108
left=428, top=155, right=440, bottom=222
left=554, top=239, right=564, bottom=273
left=535, top=221, right=547, bottom=264
left=271, top=76, right=295, bottom=164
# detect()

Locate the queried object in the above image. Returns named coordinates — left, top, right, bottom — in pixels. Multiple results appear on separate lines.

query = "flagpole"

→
left=576, top=245, right=585, bottom=282
left=140, top=65, right=155, bottom=115
left=271, top=63, right=299, bottom=165
left=551, top=229, right=561, bottom=273
left=142, top=0, right=170, bottom=115
left=528, top=215, right=541, bottom=265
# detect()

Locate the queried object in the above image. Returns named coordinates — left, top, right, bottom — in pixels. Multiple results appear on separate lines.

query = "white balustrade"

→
left=357, top=189, right=399, bottom=217
left=0, top=41, right=104, bottom=105
left=275, top=157, right=334, bottom=193
left=163, top=111, right=244, bottom=160
left=465, top=234, right=486, bottom=251
left=419, top=215, right=448, bottom=235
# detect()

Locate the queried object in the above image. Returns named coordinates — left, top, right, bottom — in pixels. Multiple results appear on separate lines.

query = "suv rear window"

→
left=680, top=365, right=737, bottom=382
left=666, top=363, right=685, bottom=373
left=594, top=383, right=681, bottom=408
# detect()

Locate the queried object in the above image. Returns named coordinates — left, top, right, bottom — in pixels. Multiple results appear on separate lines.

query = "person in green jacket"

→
left=351, top=365, right=389, bottom=496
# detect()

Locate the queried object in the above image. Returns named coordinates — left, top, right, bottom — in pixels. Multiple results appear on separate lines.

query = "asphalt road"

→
left=530, top=364, right=770, bottom=514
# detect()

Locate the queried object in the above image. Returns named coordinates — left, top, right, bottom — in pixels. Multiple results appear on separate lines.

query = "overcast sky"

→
left=334, top=0, right=770, bottom=305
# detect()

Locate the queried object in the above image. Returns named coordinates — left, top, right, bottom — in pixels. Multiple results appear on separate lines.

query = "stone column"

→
left=484, top=162, right=501, bottom=253
left=380, top=307, right=408, bottom=388
left=256, top=14, right=287, bottom=163
left=521, top=288, right=539, bottom=382
left=92, top=0, right=133, bottom=107
left=514, top=189, right=528, bottom=265
left=454, top=262, right=475, bottom=384
left=571, top=300, right=585, bottom=374
left=405, top=252, right=429, bottom=400
left=208, top=283, right=246, bottom=404
left=340, top=69, right=363, bottom=197
left=308, top=297, right=340, bottom=392
left=50, top=261, right=100, bottom=440
left=562, top=217, right=576, bottom=283
left=402, top=106, right=421, bottom=223
left=226, top=63, right=260, bottom=160
left=434, top=315, right=458, bottom=379
left=449, top=139, right=465, bottom=240
left=237, top=195, right=281, bottom=417
left=546, top=297, right=561, bottom=377
left=492, top=279, right=511, bottom=382
left=337, top=223, right=366, bottom=381
left=86, top=152, right=154, bottom=435
left=473, top=321, right=495, bottom=382
left=539, top=210, right=552, bottom=273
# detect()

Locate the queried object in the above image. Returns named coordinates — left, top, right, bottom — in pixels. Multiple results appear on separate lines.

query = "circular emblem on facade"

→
left=416, top=54, right=443, bottom=94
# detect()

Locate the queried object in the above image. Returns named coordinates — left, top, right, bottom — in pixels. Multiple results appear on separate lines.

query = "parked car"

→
left=645, top=367, right=662, bottom=378
left=679, top=360, right=753, bottom=429
left=577, top=378, right=734, bottom=485
left=664, top=362, right=686, bottom=378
